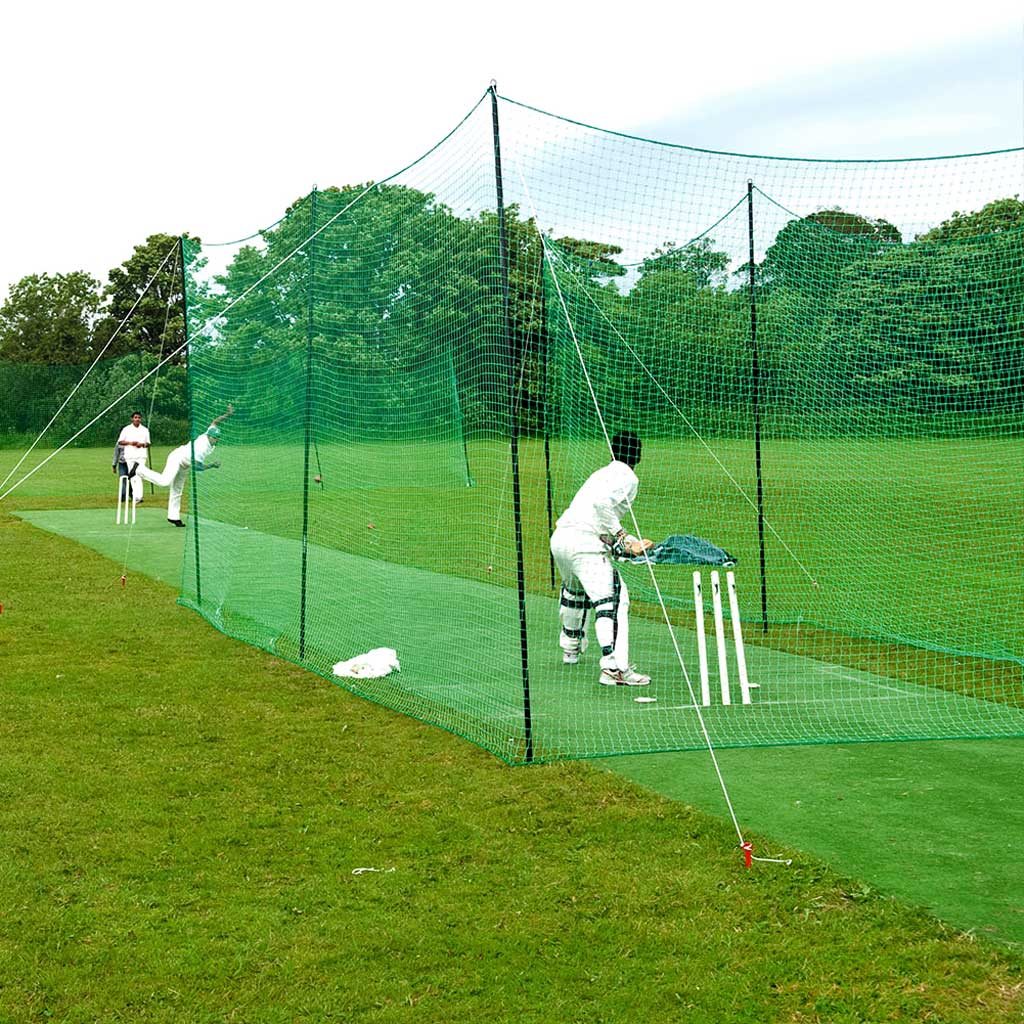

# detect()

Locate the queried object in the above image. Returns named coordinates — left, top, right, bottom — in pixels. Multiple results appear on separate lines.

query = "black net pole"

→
left=490, top=84, right=533, bottom=762
left=747, top=181, right=769, bottom=634
left=541, top=261, right=556, bottom=589
left=181, top=235, right=201, bottom=609
left=300, top=188, right=317, bottom=661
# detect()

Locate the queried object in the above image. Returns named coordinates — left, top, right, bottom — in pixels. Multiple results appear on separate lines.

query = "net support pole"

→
left=300, top=187, right=317, bottom=661
left=490, top=83, right=533, bottom=762
left=746, top=181, right=769, bottom=633
left=181, top=235, right=202, bottom=609
left=541, top=268, right=556, bottom=589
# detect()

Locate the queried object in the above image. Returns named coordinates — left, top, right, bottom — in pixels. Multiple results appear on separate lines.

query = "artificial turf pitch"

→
left=15, top=506, right=1024, bottom=948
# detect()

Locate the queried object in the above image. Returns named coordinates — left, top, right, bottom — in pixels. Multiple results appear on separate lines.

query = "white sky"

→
left=2, top=0, right=1021, bottom=299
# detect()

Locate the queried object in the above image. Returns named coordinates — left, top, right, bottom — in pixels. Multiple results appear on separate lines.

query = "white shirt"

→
left=190, top=431, right=214, bottom=465
left=555, top=460, right=639, bottom=540
left=118, top=423, right=150, bottom=464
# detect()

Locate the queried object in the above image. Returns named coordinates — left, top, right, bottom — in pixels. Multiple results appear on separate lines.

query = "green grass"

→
left=2, top=486, right=1024, bottom=1021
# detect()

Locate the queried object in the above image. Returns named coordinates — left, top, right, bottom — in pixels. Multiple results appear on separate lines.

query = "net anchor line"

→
left=543, top=240, right=819, bottom=591
left=0, top=243, right=179, bottom=494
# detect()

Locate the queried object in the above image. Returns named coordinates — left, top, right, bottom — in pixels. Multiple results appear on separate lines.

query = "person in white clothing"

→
left=549, top=431, right=654, bottom=687
left=132, top=404, right=234, bottom=526
left=116, top=411, right=151, bottom=502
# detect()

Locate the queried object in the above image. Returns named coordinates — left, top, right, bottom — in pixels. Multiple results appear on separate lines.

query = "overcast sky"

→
left=2, top=1, right=1021, bottom=299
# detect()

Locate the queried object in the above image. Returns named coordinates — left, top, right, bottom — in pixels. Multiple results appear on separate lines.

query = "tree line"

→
left=0, top=233, right=191, bottom=445
left=1, top=190, right=1021, bottom=445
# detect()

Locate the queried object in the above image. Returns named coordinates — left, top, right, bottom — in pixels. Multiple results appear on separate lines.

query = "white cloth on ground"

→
left=333, top=648, right=401, bottom=679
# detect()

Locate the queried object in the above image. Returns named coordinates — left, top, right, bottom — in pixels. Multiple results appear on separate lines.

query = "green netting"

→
left=0, top=353, right=188, bottom=449
left=175, top=91, right=1022, bottom=763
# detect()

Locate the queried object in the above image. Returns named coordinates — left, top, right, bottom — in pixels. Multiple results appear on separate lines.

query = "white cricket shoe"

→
left=599, top=665, right=651, bottom=687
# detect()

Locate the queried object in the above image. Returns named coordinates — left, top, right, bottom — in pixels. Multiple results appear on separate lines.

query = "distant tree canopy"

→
left=175, top=188, right=1024, bottom=437
left=0, top=271, right=102, bottom=363
left=94, top=233, right=194, bottom=364
left=0, top=237, right=193, bottom=446
left=917, top=196, right=1024, bottom=242
left=760, top=209, right=903, bottom=297
left=1, top=187, right=1020, bottom=444
left=755, top=202, right=1022, bottom=421
left=0, top=233, right=194, bottom=366
left=639, top=237, right=731, bottom=288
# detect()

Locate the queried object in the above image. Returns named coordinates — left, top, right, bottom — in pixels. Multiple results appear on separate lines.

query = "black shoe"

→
left=168, top=519, right=185, bottom=527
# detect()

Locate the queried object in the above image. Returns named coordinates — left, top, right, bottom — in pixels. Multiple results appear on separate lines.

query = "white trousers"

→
left=550, top=526, right=630, bottom=671
left=135, top=444, right=190, bottom=520
left=122, top=451, right=147, bottom=501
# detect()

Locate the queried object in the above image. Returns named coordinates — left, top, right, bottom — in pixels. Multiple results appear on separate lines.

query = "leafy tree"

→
left=639, top=237, right=731, bottom=288
left=826, top=232, right=1023, bottom=414
left=94, top=232, right=198, bottom=364
left=0, top=271, right=102, bottom=363
left=210, top=185, right=501, bottom=438
left=550, top=236, right=625, bottom=285
left=623, top=259, right=747, bottom=428
left=805, top=209, right=900, bottom=241
left=917, top=196, right=1024, bottom=242
left=212, top=188, right=627, bottom=439
left=760, top=208, right=902, bottom=296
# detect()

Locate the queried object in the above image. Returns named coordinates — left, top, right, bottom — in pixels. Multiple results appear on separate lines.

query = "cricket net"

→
left=177, top=89, right=1023, bottom=763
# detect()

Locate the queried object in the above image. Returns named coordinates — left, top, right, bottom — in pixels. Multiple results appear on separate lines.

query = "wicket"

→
left=116, top=474, right=136, bottom=525
left=692, top=569, right=753, bottom=705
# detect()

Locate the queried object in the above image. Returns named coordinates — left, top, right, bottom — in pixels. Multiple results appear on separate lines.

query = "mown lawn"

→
left=1, top=449, right=1022, bottom=1021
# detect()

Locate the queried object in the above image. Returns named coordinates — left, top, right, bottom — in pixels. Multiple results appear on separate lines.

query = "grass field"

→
left=1, top=443, right=1023, bottom=1020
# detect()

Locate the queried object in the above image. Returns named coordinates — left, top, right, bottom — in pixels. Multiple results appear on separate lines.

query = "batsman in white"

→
left=131, top=404, right=234, bottom=526
left=550, top=431, right=654, bottom=687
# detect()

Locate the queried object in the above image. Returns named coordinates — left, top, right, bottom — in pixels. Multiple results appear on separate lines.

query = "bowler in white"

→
left=133, top=405, right=234, bottom=526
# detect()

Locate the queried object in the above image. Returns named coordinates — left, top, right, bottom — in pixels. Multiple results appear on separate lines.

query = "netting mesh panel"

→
left=0, top=354, right=188, bottom=450
left=0, top=351, right=189, bottom=503
left=180, top=100, right=535, bottom=760
left=178, top=93, right=1023, bottom=763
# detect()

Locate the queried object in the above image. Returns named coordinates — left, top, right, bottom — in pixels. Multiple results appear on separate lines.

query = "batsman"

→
left=549, top=430, right=654, bottom=687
